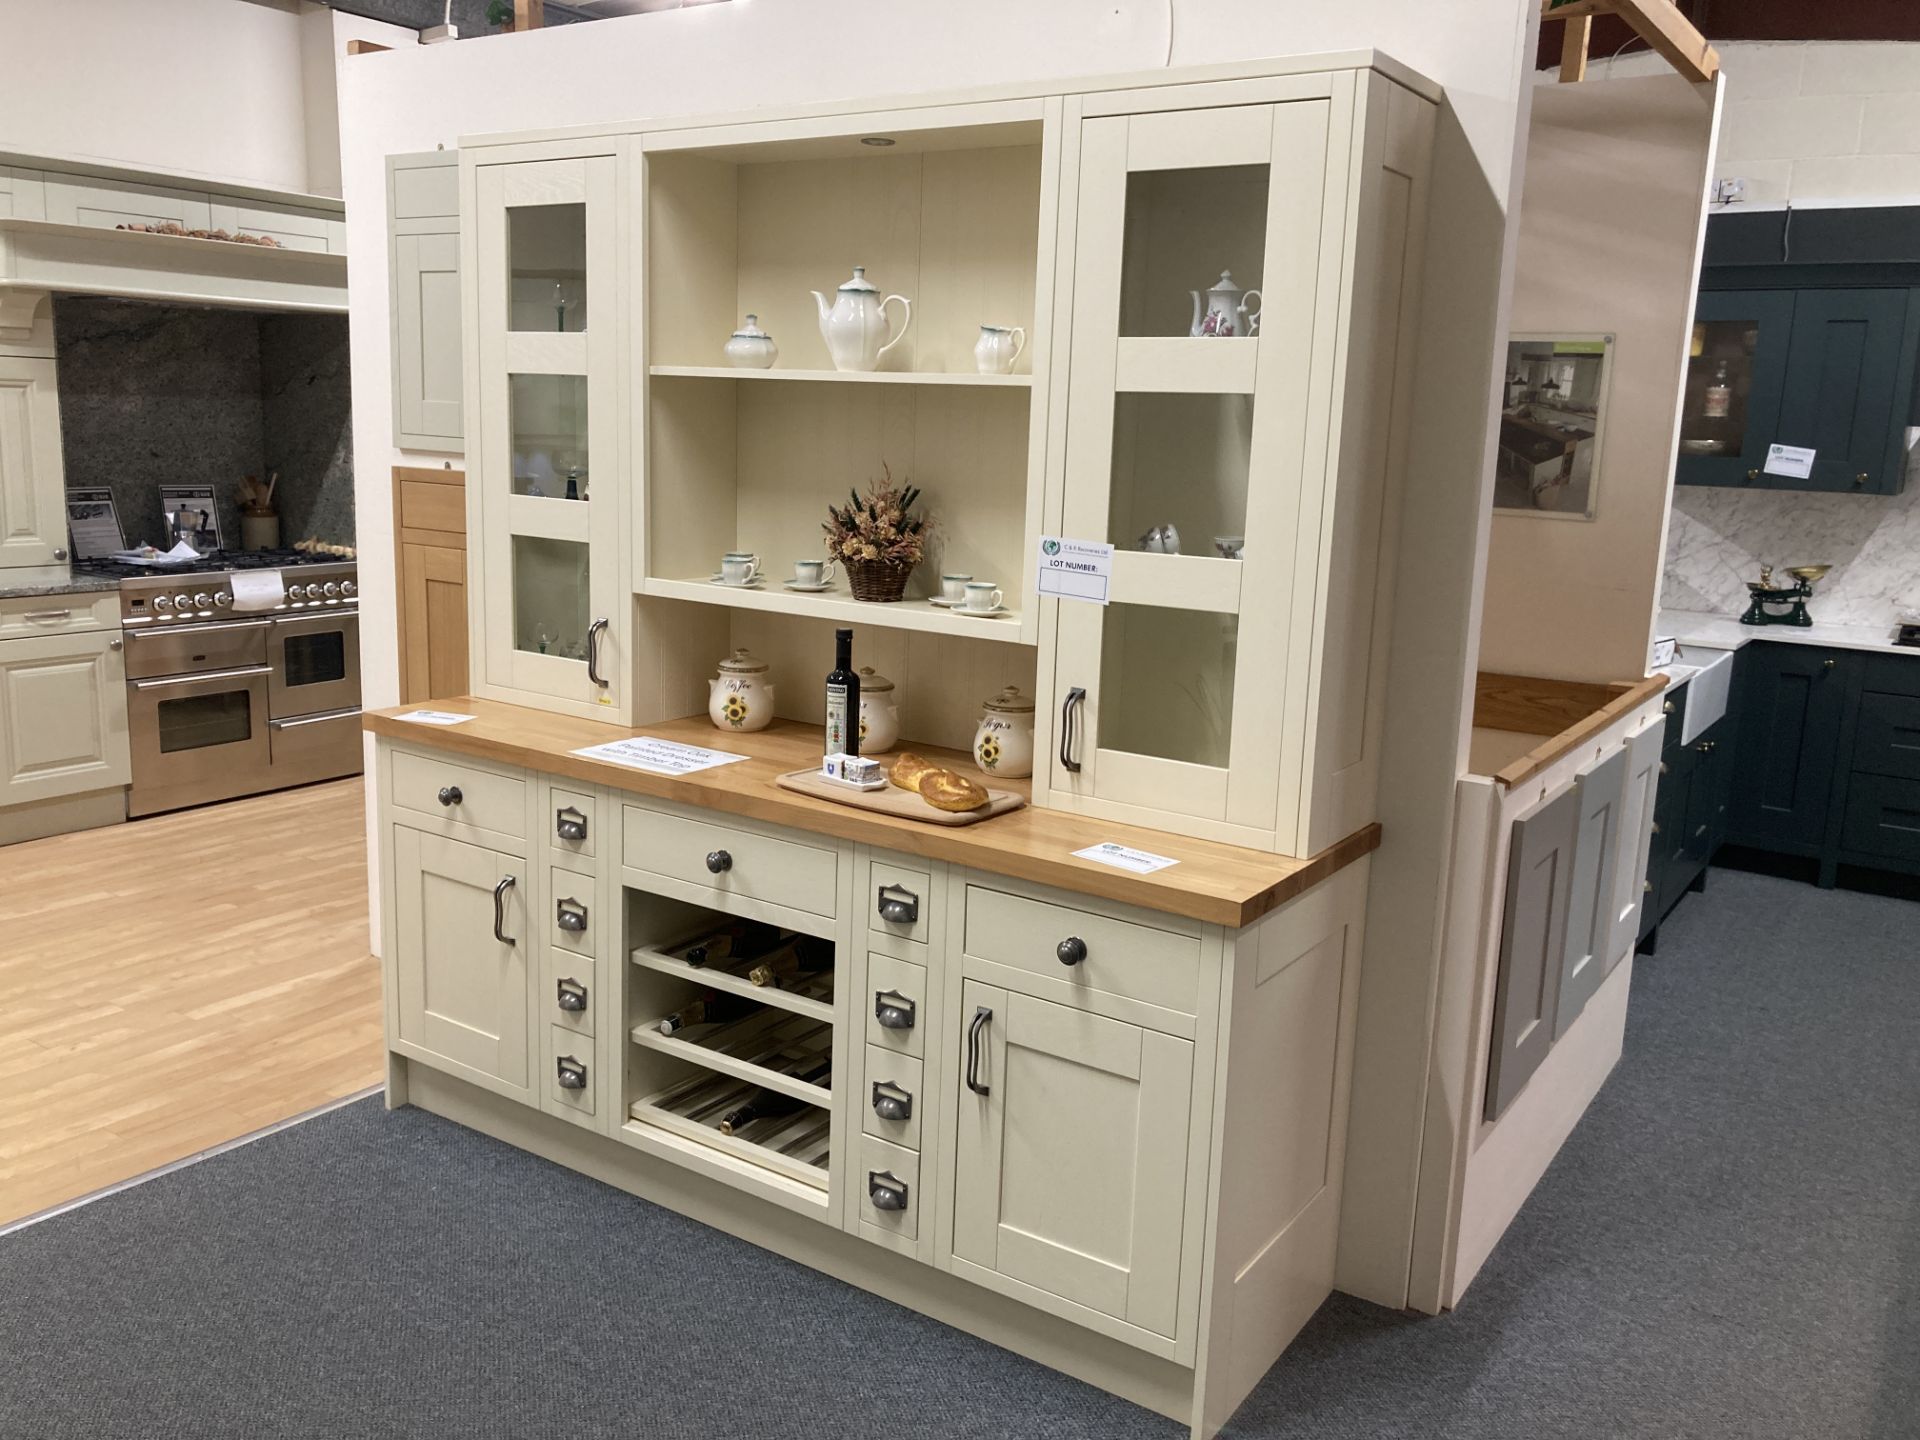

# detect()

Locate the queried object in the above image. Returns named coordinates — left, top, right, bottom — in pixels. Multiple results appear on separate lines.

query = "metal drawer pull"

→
left=874, top=990, right=916, bottom=1030
left=131, top=664, right=271, bottom=689
left=705, top=849, right=732, bottom=874
left=492, top=874, right=517, bottom=945
left=877, top=883, right=919, bottom=924
left=437, top=785, right=463, bottom=807
left=868, top=1171, right=909, bottom=1212
left=556, top=1056, right=588, bottom=1090
left=871, top=1081, right=914, bottom=1123
left=586, top=617, right=609, bottom=687
left=22, top=609, right=72, bottom=622
left=556, top=977, right=589, bottom=1012
left=1057, top=936, right=1088, bottom=967
left=556, top=897, right=589, bottom=933
left=269, top=707, right=359, bottom=730
left=966, top=1006, right=993, bottom=1096
left=556, top=805, right=588, bottom=842
left=1060, top=686, right=1086, bottom=773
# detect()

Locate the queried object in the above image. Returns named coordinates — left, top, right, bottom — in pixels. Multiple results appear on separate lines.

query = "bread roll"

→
left=889, top=753, right=938, bottom=792
left=919, top=769, right=989, bottom=813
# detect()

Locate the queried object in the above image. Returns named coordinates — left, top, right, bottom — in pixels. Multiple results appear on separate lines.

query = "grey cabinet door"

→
left=1608, top=720, right=1666, bottom=969
left=1555, top=746, right=1628, bottom=1038
left=1486, top=783, right=1578, bottom=1121
left=388, top=151, right=464, bottom=453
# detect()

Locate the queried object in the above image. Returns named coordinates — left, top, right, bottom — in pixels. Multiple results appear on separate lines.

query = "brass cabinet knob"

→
left=1824, top=658, right=1837, bottom=671
left=1662, top=700, right=1675, bottom=715
left=1745, top=468, right=1759, bottom=482
left=1854, top=472, right=1870, bottom=487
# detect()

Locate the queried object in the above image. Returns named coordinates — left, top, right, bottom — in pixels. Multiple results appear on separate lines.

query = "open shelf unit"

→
left=649, top=364, right=1031, bottom=388
left=643, top=575, right=1023, bottom=642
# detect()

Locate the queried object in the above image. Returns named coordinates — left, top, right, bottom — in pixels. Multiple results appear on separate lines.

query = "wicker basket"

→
left=844, top=558, right=914, bottom=603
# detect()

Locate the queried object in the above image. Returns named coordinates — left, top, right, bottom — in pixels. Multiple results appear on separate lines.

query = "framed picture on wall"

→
left=1493, top=333, right=1614, bottom=520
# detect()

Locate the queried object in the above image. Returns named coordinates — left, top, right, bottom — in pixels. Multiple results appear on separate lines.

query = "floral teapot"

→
left=707, top=648, right=775, bottom=732
left=1190, top=269, right=1263, bottom=338
left=811, top=266, right=913, bottom=372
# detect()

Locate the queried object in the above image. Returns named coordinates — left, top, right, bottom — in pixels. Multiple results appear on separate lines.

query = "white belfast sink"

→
left=1657, top=643, right=1736, bottom=745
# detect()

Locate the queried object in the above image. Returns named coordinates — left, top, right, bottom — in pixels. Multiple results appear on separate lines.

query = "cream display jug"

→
left=811, top=266, right=912, bottom=372
left=707, top=648, right=776, bottom=732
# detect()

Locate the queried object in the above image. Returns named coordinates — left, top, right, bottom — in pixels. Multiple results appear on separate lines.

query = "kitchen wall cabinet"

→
left=0, top=627, right=129, bottom=805
left=1678, top=285, right=1920, bottom=496
left=0, top=355, right=69, bottom=568
left=388, top=151, right=463, bottom=453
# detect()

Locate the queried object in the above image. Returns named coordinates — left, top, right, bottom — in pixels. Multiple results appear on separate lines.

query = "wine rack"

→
left=630, top=1069, right=832, bottom=1190
left=630, top=930, right=834, bottom=1025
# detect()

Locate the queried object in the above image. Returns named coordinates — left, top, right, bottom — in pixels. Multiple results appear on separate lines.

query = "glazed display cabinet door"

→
left=1049, top=98, right=1336, bottom=834
left=951, top=980, right=1194, bottom=1341
left=472, top=153, right=624, bottom=717
left=392, top=826, right=531, bottom=1096
left=1674, top=290, right=1793, bottom=488
left=0, top=357, right=70, bottom=568
left=0, top=631, right=129, bottom=803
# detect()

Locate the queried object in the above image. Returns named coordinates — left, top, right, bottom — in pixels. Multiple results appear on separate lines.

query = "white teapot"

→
left=811, top=266, right=912, bottom=372
left=707, top=648, right=775, bottom=732
left=723, top=313, right=777, bottom=369
left=973, top=685, right=1035, bottom=779
left=1190, top=269, right=1262, bottom=338
left=856, top=666, right=899, bottom=753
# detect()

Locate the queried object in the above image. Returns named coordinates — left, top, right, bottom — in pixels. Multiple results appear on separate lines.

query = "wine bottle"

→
left=657, top=991, right=756, bottom=1035
left=719, top=1060, right=831, bottom=1135
left=747, top=949, right=802, bottom=988
left=824, top=627, right=859, bottom=756
left=682, top=919, right=786, bottom=969
left=793, top=934, right=833, bottom=973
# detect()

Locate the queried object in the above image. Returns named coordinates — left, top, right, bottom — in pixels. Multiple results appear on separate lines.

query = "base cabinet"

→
left=0, top=355, right=69, bottom=568
left=0, top=627, right=129, bottom=804
left=1727, top=642, right=1847, bottom=855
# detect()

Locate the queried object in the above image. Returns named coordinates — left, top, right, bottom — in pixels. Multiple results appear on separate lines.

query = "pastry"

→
left=919, top=769, right=989, bottom=813
left=890, top=752, right=938, bottom=792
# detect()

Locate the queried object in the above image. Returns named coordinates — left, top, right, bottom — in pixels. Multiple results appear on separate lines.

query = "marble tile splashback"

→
left=1661, top=444, right=1920, bottom=627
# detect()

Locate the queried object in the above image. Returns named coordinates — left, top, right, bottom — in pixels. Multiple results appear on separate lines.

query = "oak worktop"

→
left=365, top=699, right=1379, bottom=929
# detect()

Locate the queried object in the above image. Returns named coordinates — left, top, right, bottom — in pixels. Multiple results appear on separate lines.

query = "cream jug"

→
left=811, top=266, right=912, bottom=372
left=707, top=648, right=775, bottom=732
left=973, top=324, right=1026, bottom=375
left=1190, top=269, right=1263, bottom=338
left=973, top=685, right=1035, bottom=778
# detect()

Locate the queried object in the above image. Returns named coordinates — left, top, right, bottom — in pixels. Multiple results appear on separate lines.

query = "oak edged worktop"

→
left=365, top=698, right=1379, bottom=928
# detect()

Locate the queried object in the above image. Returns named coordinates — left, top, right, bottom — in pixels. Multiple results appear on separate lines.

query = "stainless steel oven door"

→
left=268, top=706, right=364, bottom=788
left=269, top=610, right=360, bottom=718
left=127, top=664, right=274, bottom=817
left=124, top=618, right=270, bottom=680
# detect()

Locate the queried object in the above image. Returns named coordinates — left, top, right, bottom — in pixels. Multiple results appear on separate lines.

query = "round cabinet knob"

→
left=153, top=595, right=174, bottom=612
left=1823, top=658, right=1837, bottom=671
left=1662, top=700, right=1674, bottom=715
left=705, top=850, right=732, bottom=874
left=1057, top=936, right=1088, bottom=967
left=322, top=582, right=341, bottom=598
left=52, top=548, right=69, bottom=562
left=437, top=785, right=462, bottom=806
left=1854, top=473, right=1870, bottom=488
left=341, top=580, right=357, bottom=597
left=1745, top=469, right=1760, bottom=482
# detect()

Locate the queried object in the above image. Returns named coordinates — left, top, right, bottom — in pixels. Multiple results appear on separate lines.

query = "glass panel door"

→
left=1676, top=290, right=1795, bottom=488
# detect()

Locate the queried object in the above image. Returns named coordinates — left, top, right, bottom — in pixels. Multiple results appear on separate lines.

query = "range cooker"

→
left=115, top=551, right=362, bottom=817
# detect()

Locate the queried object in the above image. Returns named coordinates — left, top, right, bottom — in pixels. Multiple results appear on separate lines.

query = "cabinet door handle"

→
left=586, top=617, right=609, bottom=688
left=1745, top=468, right=1759, bottom=482
left=108, top=638, right=123, bottom=651
left=556, top=896, right=589, bottom=932
left=22, top=609, right=71, bottom=622
left=705, top=849, right=732, bottom=874
left=868, top=1170, right=910, bottom=1212
left=1854, top=472, right=1869, bottom=488
left=874, top=989, right=916, bottom=1030
left=492, top=874, right=517, bottom=945
left=966, top=1005, right=993, bottom=1096
left=437, top=785, right=463, bottom=807
left=1823, top=658, right=1836, bottom=671
left=876, top=884, right=919, bottom=924
left=556, top=1055, right=588, bottom=1090
left=556, top=977, right=589, bottom=1012
left=871, top=1081, right=914, bottom=1123
left=1059, top=686, right=1086, bottom=773
left=555, top=805, right=588, bottom=842
left=1057, top=935, right=1088, bottom=966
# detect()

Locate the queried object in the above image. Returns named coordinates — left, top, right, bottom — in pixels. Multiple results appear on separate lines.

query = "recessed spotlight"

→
left=860, top=136, right=896, bottom=147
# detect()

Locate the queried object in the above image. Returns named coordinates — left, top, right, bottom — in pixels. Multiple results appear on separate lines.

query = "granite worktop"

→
left=0, top=564, right=122, bottom=601
left=1658, top=608, right=1917, bottom=659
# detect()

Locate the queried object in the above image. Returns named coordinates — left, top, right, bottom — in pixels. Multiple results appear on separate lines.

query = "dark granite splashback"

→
left=52, top=296, right=353, bottom=553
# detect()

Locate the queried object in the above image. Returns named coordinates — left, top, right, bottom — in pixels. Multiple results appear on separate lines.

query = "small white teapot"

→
left=707, top=648, right=775, bottom=732
left=1190, top=269, right=1262, bottom=338
left=812, top=266, right=912, bottom=372
left=724, top=313, right=777, bottom=369
left=974, top=685, right=1035, bottom=779
left=857, top=666, right=899, bottom=754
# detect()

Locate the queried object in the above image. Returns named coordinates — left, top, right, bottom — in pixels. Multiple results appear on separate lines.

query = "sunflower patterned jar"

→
left=973, top=685, right=1035, bottom=778
left=857, top=666, right=899, bottom=753
left=707, top=648, right=775, bottom=732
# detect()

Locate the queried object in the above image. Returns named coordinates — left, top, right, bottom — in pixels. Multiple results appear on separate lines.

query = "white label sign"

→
left=1036, top=536, right=1114, bottom=604
left=573, top=735, right=751, bottom=776
left=1762, top=443, right=1816, bottom=480
left=1072, top=841, right=1180, bottom=875
left=396, top=709, right=476, bottom=726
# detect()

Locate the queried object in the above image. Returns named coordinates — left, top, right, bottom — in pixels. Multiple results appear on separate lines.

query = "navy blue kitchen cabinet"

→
left=1726, top=642, right=1854, bottom=857
left=1640, top=685, right=1734, bottom=951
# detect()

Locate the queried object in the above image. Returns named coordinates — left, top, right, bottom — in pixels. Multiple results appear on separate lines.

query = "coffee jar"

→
left=973, top=684, right=1034, bottom=778
left=858, top=666, right=899, bottom=753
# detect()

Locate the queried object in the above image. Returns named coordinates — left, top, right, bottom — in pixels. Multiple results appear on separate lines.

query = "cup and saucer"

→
left=711, top=552, right=766, bottom=588
left=953, top=581, right=1010, bottom=620
left=929, top=572, right=972, bottom=609
left=783, top=559, right=837, bottom=593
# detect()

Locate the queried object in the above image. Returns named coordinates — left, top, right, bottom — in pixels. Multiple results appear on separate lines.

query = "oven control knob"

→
left=341, top=580, right=357, bottom=597
left=322, top=582, right=340, bottom=598
left=292, top=583, right=313, bottom=601
left=192, top=593, right=213, bottom=610
left=152, top=595, right=174, bottom=612
left=213, top=593, right=232, bottom=608
left=174, top=593, right=195, bottom=611
left=304, top=583, right=323, bottom=600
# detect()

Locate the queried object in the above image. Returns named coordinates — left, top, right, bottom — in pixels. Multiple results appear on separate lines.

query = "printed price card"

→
left=396, top=710, right=476, bottom=726
left=1762, top=443, right=1816, bottom=480
left=1073, top=841, right=1180, bottom=875
left=1036, top=536, right=1114, bottom=604
left=573, top=736, right=751, bottom=776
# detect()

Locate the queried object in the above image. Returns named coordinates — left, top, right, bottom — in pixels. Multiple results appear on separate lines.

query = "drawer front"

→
left=962, top=884, right=1202, bottom=1016
left=0, top=594, right=119, bottom=639
left=541, top=949, right=596, bottom=1037
left=1852, top=691, right=1920, bottom=781
left=867, top=952, right=927, bottom=1060
left=391, top=748, right=526, bottom=838
left=858, top=1134, right=920, bottom=1243
left=1841, top=774, right=1920, bottom=864
left=622, top=803, right=837, bottom=919
left=549, top=865, right=596, bottom=955
left=391, top=158, right=459, bottom=220
left=548, top=1025, right=596, bottom=1119
left=862, top=1044, right=924, bottom=1151
left=1863, top=655, right=1920, bottom=701
left=397, top=477, right=467, bottom=537
left=869, top=858, right=933, bottom=948
left=550, top=786, right=597, bottom=860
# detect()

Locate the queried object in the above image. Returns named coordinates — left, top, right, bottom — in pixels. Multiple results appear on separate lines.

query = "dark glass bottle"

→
left=657, top=991, right=756, bottom=1035
left=719, top=1061, right=830, bottom=1135
left=824, top=627, right=859, bottom=756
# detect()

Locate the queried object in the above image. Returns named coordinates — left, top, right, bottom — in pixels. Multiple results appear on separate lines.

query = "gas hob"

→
left=118, top=559, right=358, bottom=627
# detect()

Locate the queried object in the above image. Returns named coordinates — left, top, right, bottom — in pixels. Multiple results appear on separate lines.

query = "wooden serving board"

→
left=774, top=768, right=1026, bottom=826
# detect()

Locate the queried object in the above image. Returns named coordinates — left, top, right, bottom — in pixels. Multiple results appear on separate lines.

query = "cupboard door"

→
left=0, top=630, right=129, bottom=803
left=1728, top=645, right=1851, bottom=854
left=1486, top=784, right=1577, bottom=1120
left=1674, top=290, right=1794, bottom=488
left=1555, top=745, right=1628, bottom=1037
left=0, top=356, right=69, bottom=568
left=1049, top=99, right=1334, bottom=834
left=394, top=231, right=464, bottom=451
left=392, top=827, right=531, bottom=1096
left=1772, top=288, right=1911, bottom=494
left=398, top=541, right=469, bottom=703
left=952, top=981, right=1193, bottom=1340
left=1606, top=719, right=1665, bottom=969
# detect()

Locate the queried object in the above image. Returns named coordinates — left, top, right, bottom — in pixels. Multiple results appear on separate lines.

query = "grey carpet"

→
left=1, top=868, right=1914, bottom=1438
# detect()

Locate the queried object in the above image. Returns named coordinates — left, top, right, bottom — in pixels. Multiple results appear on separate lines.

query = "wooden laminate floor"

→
left=0, top=779, right=382, bottom=1226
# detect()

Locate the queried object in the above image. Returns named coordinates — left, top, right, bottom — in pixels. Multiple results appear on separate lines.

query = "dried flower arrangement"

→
left=115, top=223, right=283, bottom=247
left=823, top=464, right=933, bottom=603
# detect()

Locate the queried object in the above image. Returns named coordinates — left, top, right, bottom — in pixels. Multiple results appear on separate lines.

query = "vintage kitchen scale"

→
left=1740, top=563, right=1832, bottom=627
